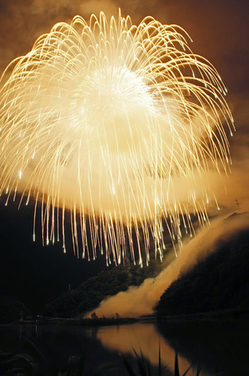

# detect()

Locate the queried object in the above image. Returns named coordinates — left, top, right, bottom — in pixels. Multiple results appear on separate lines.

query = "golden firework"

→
left=0, top=11, right=234, bottom=266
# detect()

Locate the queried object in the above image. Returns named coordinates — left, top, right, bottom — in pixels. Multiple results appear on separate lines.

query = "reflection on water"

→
left=0, top=319, right=249, bottom=375
left=95, top=323, right=202, bottom=375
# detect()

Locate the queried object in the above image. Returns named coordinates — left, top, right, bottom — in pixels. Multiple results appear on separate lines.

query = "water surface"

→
left=0, top=319, right=248, bottom=375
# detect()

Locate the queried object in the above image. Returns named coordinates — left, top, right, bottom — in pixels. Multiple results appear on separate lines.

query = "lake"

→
left=0, top=318, right=249, bottom=375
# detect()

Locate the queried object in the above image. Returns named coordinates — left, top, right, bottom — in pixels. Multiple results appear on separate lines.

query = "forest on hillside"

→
left=3, top=219, right=249, bottom=323
left=0, top=258, right=160, bottom=323
left=156, top=228, right=249, bottom=318
left=42, top=261, right=159, bottom=318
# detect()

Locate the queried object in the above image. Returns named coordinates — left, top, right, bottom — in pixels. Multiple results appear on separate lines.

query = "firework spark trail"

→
left=0, top=11, right=234, bottom=266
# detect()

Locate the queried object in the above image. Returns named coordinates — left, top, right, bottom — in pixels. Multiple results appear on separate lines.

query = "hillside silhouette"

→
left=156, top=225, right=249, bottom=318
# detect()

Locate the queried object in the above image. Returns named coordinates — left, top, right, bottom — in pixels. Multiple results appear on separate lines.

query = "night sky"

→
left=0, top=0, right=249, bottom=314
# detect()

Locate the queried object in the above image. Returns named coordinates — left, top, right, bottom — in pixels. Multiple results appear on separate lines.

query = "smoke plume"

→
left=89, top=211, right=249, bottom=318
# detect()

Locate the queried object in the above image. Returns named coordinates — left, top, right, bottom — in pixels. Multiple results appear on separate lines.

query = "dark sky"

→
left=0, top=0, right=248, bottom=313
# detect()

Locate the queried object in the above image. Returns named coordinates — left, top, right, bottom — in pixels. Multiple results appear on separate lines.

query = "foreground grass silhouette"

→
left=123, top=348, right=201, bottom=376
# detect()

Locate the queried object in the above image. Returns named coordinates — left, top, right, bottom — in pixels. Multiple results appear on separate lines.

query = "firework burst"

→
left=0, top=11, right=234, bottom=266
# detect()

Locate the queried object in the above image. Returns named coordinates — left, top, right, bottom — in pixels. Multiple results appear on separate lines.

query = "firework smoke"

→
left=89, top=211, right=249, bottom=318
left=0, top=11, right=234, bottom=265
